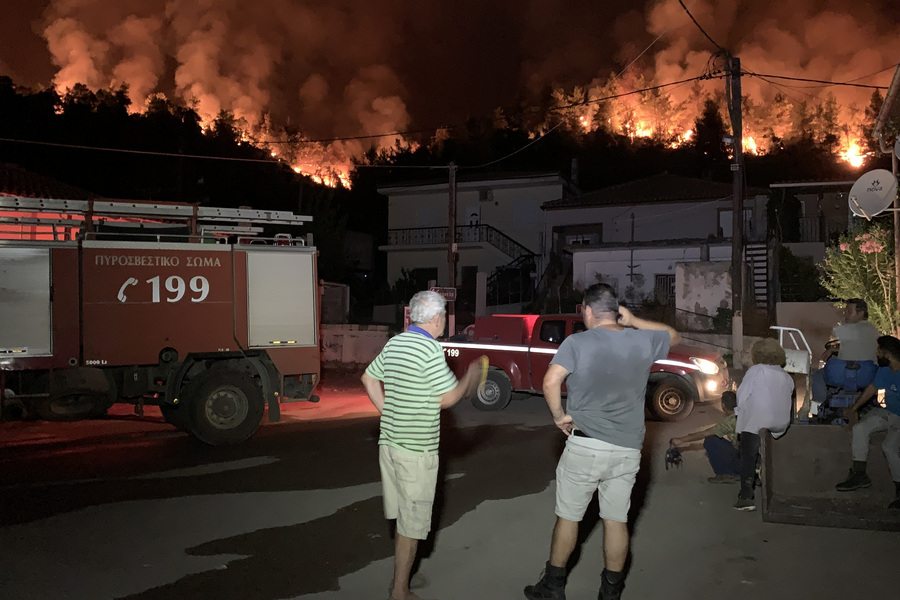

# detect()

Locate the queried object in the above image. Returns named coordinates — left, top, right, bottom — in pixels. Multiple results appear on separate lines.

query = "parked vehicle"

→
left=441, top=314, right=730, bottom=421
left=0, top=197, right=321, bottom=445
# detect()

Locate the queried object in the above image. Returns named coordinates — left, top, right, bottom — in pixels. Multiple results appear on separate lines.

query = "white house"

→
left=540, top=173, right=770, bottom=316
left=378, top=172, right=573, bottom=308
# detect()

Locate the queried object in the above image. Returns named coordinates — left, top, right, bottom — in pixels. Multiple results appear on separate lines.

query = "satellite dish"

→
left=848, top=169, right=898, bottom=219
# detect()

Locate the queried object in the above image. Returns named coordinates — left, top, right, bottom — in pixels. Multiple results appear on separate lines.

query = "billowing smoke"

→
left=35, top=0, right=900, bottom=171
left=41, top=0, right=412, bottom=146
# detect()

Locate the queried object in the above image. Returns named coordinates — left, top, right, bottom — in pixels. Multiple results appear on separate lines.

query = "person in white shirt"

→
left=733, top=338, right=795, bottom=511
left=810, top=299, right=881, bottom=412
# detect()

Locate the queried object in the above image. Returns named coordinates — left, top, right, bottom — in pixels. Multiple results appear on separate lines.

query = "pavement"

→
left=1, top=370, right=899, bottom=600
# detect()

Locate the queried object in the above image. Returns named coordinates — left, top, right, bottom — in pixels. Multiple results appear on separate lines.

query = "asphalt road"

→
left=1, top=383, right=898, bottom=600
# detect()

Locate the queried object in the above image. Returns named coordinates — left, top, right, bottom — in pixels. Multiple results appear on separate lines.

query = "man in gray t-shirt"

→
left=524, top=283, right=678, bottom=600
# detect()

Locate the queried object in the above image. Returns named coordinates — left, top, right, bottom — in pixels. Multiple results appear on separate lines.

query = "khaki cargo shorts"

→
left=379, top=444, right=439, bottom=540
left=555, top=435, right=641, bottom=523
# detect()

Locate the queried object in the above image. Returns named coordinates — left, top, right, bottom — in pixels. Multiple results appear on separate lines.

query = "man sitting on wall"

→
left=835, top=335, right=900, bottom=510
left=809, top=299, right=880, bottom=416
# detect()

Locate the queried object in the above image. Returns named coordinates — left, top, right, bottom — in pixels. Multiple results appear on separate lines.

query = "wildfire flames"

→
left=33, top=0, right=900, bottom=185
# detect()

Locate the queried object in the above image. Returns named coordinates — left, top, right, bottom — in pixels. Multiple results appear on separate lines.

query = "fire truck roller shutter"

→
left=181, top=368, right=266, bottom=445
left=245, top=248, right=317, bottom=348
left=0, top=247, right=52, bottom=357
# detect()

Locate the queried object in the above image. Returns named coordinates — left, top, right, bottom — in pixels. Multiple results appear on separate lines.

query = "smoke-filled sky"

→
left=1, top=0, right=898, bottom=145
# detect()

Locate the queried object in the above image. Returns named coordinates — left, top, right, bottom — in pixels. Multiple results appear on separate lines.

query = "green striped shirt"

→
left=366, top=331, right=458, bottom=454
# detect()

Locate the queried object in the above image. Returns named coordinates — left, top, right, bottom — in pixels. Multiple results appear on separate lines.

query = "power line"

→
left=677, top=0, right=725, bottom=51
left=743, top=72, right=889, bottom=90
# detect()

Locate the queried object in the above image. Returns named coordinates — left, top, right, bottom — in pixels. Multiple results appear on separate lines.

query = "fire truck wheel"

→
left=159, top=403, right=188, bottom=431
left=184, top=373, right=265, bottom=445
left=648, top=378, right=695, bottom=422
left=472, top=370, right=512, bottom=411
left=34, top=393, right=109, bottom=421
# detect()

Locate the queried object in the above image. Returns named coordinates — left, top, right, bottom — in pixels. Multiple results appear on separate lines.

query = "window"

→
left=539, top=320, right=566, bottom=345
left=572, top=320, right=587, bottom=334
left=718, top=208, right=753, bottom=238
left=655, top=274, right=676, bottom=305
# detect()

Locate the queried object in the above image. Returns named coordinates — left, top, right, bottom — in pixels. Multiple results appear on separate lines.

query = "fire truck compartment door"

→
left=0, top=247, right=52, bottom=356
left=246, top=249, right=317, bottom=347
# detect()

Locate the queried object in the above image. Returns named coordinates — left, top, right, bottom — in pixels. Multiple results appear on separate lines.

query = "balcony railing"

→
left=388, top=224, right=534, bottom=261
left=796, top=216, right=844, bottom=243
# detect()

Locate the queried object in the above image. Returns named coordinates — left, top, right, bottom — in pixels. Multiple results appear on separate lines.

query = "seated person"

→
left=810, top=298, right=880, bottom=409
left=835, top=335, right=900, bottom=510
left=734, top=339, right=795, bottom=512
left=671, top=391, right=739, bottom=483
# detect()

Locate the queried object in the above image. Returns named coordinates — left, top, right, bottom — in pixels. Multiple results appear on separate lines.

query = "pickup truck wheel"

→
left=184, top=372, right=265, bottom=445
left=472, top=370, right=512, bottom=411
left=649, top=378, right=695, bottom=422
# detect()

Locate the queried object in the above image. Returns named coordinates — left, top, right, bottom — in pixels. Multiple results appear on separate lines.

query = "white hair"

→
left=409, top=291, right=446, bottom=325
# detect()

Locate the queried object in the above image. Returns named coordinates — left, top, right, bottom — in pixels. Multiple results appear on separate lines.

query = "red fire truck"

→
left=0, top=196, right=320, bottom=445
left=442, top=314, right=731, bottom=421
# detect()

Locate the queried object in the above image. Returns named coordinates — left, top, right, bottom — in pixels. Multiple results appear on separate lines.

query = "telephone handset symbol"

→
left=117, top=278, right=139, bottom=302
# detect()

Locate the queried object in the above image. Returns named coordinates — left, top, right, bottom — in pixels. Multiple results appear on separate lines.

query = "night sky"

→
left=1, top=0, right=898, bottom=147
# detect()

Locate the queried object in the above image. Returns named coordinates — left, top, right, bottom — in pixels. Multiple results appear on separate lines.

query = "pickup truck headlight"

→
left=690, top=357, right=720, bottom=375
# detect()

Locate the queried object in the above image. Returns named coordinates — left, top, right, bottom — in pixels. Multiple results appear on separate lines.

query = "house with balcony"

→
left=768, top=180, right=855, bottom=261
left=539, top=173, right=770, bottom=327
left=378, top=172, right=574, bottom=314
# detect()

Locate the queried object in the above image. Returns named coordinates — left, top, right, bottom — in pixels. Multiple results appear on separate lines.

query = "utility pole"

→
left=447, top=162, right=458, bottom=337
left=726, top=53, right=745, bottom=366
left=873, top=58, right=900, bottom=335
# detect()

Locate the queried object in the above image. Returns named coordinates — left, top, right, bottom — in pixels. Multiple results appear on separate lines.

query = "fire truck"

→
left=0, top=196, right=321, bottom=445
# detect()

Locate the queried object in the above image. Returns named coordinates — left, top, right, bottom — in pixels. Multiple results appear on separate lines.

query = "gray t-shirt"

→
left=551, top=327, right=670, bottom=449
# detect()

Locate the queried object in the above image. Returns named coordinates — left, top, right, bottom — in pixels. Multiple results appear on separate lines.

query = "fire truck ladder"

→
left=0, top=196, right=313, bottom=239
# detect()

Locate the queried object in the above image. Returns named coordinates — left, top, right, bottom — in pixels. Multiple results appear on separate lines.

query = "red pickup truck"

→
left=441, top=314, right=730, bottom=421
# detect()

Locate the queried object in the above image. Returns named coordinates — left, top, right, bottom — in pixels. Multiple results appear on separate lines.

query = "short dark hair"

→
left=877, top=335, right=900, bottom=361
left=582, top=283, right=618, bottom=315
left=846, top=298, right=869, bottom=319
left=721, top=390, right=737, bottom=412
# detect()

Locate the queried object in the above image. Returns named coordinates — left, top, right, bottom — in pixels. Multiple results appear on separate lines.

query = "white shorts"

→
left=379, top=444, right=439, bottom=539
left=555, top=435, right=641, bottom=523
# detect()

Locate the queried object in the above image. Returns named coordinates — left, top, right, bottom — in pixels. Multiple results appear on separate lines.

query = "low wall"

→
left=678, top=333, right=765, bottom=367
left=761, top=425, right=900, bottom=530
left=321, top=324, right=390, bottom=365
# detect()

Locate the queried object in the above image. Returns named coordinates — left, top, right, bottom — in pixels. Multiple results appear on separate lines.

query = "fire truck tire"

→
left=184, top=372, right=265, bottom=445
left=471, top=370, right=512, bottom=411
left=159, top=403, right=188, bottom=431
left=648, top=378, right=695, bottom=422
left=34, top=393, right=109, bottom=421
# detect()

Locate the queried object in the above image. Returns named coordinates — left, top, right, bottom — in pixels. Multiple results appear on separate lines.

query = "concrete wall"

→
left=572, top=243, right=731, bottom=302
left=679, top=333, right=765, bottom=367
left=676, top=261, right=732, bottom=330
left=761, top=426, right=899, bottom=530
left=321, top=324, right=390, bottom=365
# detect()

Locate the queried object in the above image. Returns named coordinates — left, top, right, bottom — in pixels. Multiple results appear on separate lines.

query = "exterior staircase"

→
left=744, top=242, right=770, bottom=309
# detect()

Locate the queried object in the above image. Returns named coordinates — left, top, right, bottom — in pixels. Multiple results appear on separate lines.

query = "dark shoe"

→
left=835, top=470, right=872, bottom=492
left=888, top=497, right=900, bottom=510
left=524, top=563, right=566, bottom=600
left=599, top=571, right=625, bottom=600
left=707, top=474, right=739, bottom=484
left=733, top=497, right=756, bottom=511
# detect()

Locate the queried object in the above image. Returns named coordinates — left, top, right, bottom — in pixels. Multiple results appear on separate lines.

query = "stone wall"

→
left=321, top=324, right=391, bottom=365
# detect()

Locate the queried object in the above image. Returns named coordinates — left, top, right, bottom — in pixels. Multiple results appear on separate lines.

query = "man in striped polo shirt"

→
left=362, top=290, right=481, bottom=600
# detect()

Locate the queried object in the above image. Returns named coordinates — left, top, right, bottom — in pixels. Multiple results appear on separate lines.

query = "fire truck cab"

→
left=0, top=196, right=321, bottom=445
